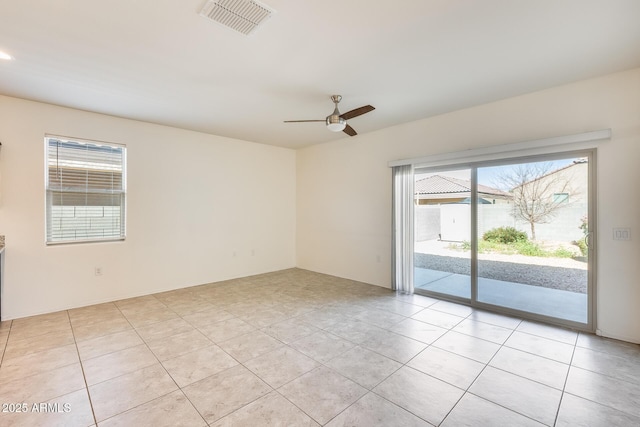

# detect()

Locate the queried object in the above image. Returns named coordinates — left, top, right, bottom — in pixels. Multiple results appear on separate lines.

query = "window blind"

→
left=45, top=136, right=126, bottom=243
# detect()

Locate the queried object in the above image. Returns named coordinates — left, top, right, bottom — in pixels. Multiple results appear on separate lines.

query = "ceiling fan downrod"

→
left=326, top=95, right=346, bottom=132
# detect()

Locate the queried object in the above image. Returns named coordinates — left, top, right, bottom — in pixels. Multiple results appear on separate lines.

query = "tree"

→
left=493, top=162, right=575, bottom=240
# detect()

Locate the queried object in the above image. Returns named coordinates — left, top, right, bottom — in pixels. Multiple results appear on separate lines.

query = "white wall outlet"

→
left=613, top=228, right=631, bottom=241
left=94, top=267, right=103, bottom=276
left=251, top=249, right=255, bottom=256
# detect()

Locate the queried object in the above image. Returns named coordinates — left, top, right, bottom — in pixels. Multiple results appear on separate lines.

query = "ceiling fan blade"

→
left=283, top=119, right=325, bottom=123
left=340, top=105, right=375, bottom=120
left=343, top=124, right=357, bottom=137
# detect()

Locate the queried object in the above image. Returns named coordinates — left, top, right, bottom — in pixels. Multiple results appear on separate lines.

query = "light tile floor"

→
left=0, top=269, right=639, bottom=426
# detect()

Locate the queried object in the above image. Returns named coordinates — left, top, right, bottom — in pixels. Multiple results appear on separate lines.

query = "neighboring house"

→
left=414, top=175, right=511, bottom=242
left=415, top=164, right=588, bottom=242
left=513, top=158, right=588, bottom=205
left=499, top=159, right=589, bottom=241
left=414, top=175, right=511, bottom=205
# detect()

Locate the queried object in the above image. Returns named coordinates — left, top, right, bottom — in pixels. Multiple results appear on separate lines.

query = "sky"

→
left=416, top=158, right=579, bottom=190
left=477, top=159, right=576, bottom=189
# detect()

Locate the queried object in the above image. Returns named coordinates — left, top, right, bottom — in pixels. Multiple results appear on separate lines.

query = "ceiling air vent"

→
left=199, top=0, right=274, bottom=35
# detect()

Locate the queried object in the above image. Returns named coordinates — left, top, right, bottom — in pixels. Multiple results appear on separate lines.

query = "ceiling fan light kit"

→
left=284, top=95, right=375, bottom=137
left=326, top=117, right=346, bottom=132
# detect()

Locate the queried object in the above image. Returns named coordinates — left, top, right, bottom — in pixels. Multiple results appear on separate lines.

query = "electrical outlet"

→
left=94, top=267, right=103, bottom=276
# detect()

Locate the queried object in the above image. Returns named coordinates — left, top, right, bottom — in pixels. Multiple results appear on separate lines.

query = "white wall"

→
left=297, top=68, right=640, bottom=343
left=0, top=96, right=296, bottom=319
left=2, top=70, right=639, bottom=344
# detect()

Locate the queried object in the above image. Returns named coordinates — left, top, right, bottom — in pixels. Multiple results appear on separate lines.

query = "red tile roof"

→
left=415, top=175, right=510, bottom=197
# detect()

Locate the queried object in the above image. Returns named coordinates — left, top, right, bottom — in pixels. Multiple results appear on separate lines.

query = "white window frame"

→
left=45, top=135, right=127, bottom=244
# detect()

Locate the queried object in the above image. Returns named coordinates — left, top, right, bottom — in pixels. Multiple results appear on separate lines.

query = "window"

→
left=553, top=192, right=569, bottom=203
left=45, top=136, right=126, bottom=244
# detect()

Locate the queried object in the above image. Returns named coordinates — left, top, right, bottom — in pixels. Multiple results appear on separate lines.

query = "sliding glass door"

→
left=414, top=168, right=471, bottom=299
left=413, top=152, right=594, bottom=329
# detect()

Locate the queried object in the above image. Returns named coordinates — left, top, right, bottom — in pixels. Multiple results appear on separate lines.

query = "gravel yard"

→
left=415, top=240, right=588, bottom=294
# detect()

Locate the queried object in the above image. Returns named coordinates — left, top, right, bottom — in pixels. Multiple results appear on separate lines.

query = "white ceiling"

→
left=1, top=0, right=639, bottom=149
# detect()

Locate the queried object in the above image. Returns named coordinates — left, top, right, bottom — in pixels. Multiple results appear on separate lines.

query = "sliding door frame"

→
left=413, top=149, right=597, bottom=332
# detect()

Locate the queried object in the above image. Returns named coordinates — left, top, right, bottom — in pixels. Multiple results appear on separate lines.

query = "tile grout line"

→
left=0, top=320, right=14, bottom=368
left=279, top=297, right=443, bottom=424
left=237, top=332, right=333, bottom=424
left=449, top=316, right=599, bottom=426
left=378, top=307, right=565, bottom=425
left=314, top=319, right=411, bottom=424
left=174, top=306, right=261, bottom=426
left=270, top=350, right=374, bottom=426
left=272, top=388, right=322, bottom=425
left=343, top=306, right=473, bottom=426
left=426, top=309, right=502, bottom=425
left=352, top=307, right=476, bottom=426
left=143, top=295, right=283, bottom=426
left=552, top=334, right=579, bottom=427
left=85, top=299, right=181, bottom=425
left=117, top=296, right=193, bottom=416
left=67, top=309, right=99, bottom=427
left=192, top=301, right=396, bottom=425
left=440, top=314, right=553, bottom=426
left=554, top=333, right=640, bottom=421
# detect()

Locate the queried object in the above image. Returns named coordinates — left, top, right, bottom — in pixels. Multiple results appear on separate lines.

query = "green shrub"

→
left=479, top=239, right=517, bottom=254
left=513, top=240, right=545, bottom=257
left=550, top=247, right=576, bottom=258
left=573, top=239, right=588, bottom=256
left=450, top=233, right=576, bottom=259
left=482, top=227, right=528, bottom=244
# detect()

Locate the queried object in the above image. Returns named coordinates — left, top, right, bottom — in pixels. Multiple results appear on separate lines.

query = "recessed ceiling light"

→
left=0, top=51, right=14, bottom=60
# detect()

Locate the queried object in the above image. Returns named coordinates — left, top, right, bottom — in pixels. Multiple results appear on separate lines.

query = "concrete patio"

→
left=415, top=267, right=588, bottom=323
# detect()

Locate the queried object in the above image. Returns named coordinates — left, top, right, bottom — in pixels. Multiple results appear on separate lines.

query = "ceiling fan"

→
left=284, top=95, right=375, bottom=136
